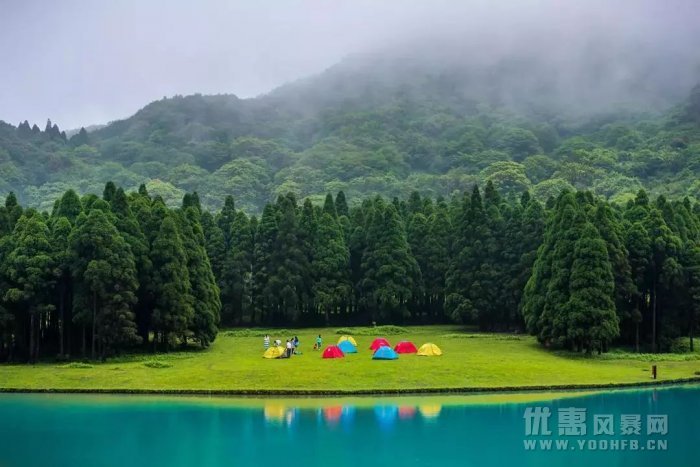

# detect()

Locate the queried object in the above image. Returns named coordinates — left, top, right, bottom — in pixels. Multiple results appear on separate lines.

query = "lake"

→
left=0, top=385, right=697, bottom=466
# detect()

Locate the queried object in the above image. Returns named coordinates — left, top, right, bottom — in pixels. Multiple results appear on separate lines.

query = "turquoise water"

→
left=0, top=385, right=698, bottom=466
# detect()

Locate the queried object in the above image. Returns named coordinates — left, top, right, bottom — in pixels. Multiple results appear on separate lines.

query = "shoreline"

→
left=2, top=376, right=699, bottom=397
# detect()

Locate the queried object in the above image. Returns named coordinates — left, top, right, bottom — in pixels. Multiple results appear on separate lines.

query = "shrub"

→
left=669, top=337, right=692, bottom=354
left=57, top=362, right=93, bottom=369
left=223, top=329, right=294, bottom=337
left=335, top=326, right=408, bottom=336
left=143, top=360, right=172, bottom=369
left=441, top=333, right=524, bottom=340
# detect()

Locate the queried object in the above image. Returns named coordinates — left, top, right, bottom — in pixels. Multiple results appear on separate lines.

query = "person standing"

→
left=293, top=336, right=300, bottom=354
left=286, top=339, right=293, bottom=358
left=315, top=334, right=322, bottom=350
left=263, top=334, right=270, bottom=350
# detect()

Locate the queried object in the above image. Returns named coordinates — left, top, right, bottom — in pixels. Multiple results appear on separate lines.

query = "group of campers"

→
left=263, top=334, right=324, bottom=358
left=263, top=335, right=301, bottom=358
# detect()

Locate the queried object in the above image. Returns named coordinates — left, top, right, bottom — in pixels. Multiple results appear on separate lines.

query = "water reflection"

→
left=263, top=402, right=442, bottom=429
left=374, top=405, right=399, bottom=429
left=398, top=406, right=416, bottom=419
left=263, top=404, right=297, bottom=426
left=419, top=404, right=442, bottom=420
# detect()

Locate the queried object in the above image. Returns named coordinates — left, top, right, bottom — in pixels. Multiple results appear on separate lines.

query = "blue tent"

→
left=337, top=340, right=357, bottom=354
left=372, top=345, right=398, bottom=360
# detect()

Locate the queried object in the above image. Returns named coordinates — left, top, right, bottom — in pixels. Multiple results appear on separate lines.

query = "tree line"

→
left=0, top=183, right=219, bottom=362
left=1, top=181, right=699, bottom=362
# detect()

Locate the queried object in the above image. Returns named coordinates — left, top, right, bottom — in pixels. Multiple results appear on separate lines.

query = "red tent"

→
left=322, top=345, right=345, bottom=359
left=394, top=341, right=418, bottom=354
left=370, top=338, right=391, bottom=351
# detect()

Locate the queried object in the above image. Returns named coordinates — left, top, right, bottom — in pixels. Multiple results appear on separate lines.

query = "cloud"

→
left=0, top=0, right=698, bottom=128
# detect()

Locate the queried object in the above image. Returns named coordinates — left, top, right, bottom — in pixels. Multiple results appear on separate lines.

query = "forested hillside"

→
left=1, top=180, right=699, bottom=361
left=1, top=52, right=700, bottom=212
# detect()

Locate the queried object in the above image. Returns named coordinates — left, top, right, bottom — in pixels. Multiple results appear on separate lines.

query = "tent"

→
left=394, top=341, right=418, bottom=354
left=322, top=345, right=345, bottom=359
left=337, top=335, right=357, bottom=346
left=337, top=340, right=358, bottom=354
left=369, top=338, right=391, bottom=351
left=263, top=346, right=286, bottom=359
left=372, top=345, right=398, bottom=360
left=417, top=343, right=442, bottom=356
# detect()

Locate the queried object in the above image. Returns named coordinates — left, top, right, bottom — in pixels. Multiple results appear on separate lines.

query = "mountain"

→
left=1, top=49, right=700, bottom=212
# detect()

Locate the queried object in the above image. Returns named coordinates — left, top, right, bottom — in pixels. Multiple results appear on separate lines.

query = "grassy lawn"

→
left=1, top=326, right=699, bottom=392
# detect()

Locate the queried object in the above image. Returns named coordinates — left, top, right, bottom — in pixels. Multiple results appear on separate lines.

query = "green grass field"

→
left=1, top=326, right=699, bottom=392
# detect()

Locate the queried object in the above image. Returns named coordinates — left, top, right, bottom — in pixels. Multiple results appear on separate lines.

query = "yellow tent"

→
left=337, top=335, right=357, bottom=346
left=417, top=343, right=442, bottom=356
left=263, top=346, right=285, bottom=359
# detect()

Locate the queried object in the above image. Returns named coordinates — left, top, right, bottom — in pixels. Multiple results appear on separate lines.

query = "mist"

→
left=1, top=0, right=699, bottom=128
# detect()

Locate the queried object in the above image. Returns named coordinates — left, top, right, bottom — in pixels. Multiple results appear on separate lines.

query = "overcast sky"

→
left=1, top=0, right=698, bottom=129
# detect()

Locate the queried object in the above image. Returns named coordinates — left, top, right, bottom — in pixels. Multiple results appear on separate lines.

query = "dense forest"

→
left=1, top=55, right=700, bottom=214
left=1, top=180, right=699, bottom=362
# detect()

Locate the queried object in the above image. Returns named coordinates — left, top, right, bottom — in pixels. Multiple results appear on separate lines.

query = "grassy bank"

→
left=1, top=326, right=699, bottom=393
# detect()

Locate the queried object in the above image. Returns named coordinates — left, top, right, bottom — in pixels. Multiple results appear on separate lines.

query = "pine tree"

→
left=110, top=188, right=152, bottom=344
left=335, top=191, right=349, bottom=218
left=644, top=208, right=682, bottom=351
left=323, top=193, right=337, bottom=218
left=684, top=246, right=700, bottom=352
left=625, top=221, right=651, bottom=351
left=361, top=202, right=420, bottom=322
left=512, top=196, right=545, bottom=324
left=408, top=191, right=422, bottom=215
left=52, top=189, right=82, bottom=223
left=268, top=196, right=308, bottom=324
left=70, top=127, right=89, bottom=146
left=49, top=216, right=73, bottom=357
left=3, top=212, right=55, bottom=362
left=522, top=191, right=581, bottom=343
left=297, top=198, right=316, bottom=316
left=5, top=193, right=23, bottom=231
left=201, top=211, right=226, bottom=282
left=445, top=190, right=475, bottom=323
left=423, top=199, right=451, bottom=320
left=220, top=211, right=253, bottom=325
left=69, top=207, right=140, bottom=359
left=593, top=202, right=635, bottom=340
left=313, top=212, right=351, bottom=324
left=217, top=195, right=236, bottom=244
left=407, top=212, right=429, bottom=318
left=253, top=204, right=277, bottom=324
left=102, top=181, right=117, bottom=204
left=179, top=208, right=220, bottom=347
left=150, top=214, right=193, bottom=349
left=566, top=222, right=619, bottom=352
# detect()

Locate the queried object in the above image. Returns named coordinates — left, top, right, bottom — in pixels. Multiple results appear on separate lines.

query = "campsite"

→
left=2, top=325, right=698, bottom=393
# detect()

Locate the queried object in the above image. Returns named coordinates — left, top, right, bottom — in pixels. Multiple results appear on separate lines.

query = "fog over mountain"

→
left=1, top=0, right=699, bottom=128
